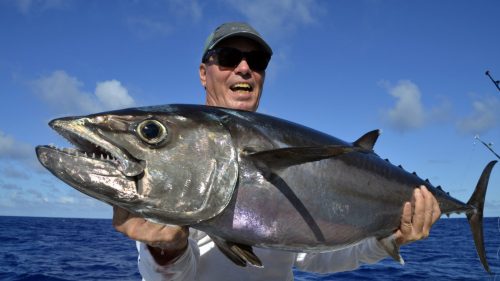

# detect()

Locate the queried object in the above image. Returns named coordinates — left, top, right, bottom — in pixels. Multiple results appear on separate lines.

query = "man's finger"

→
left=400, top=201, right=413, bottom=235
left=112, top=206, right=149, bottom=239
left=112, top=205, right=131, bottom=226
left=420, top=186, right=433, bottom=237
left=431, top=193, right=442, bottom=222
left=412, top=187, right=425, bottom=232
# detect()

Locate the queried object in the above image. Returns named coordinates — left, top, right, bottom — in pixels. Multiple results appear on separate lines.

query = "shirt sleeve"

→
left=294, top=237, right=389, bottom=273
left=137, top=239, right=200, bottom=281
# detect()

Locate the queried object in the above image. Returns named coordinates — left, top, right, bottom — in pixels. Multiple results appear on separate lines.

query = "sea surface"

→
left=0, top=216, right=499, bottom=280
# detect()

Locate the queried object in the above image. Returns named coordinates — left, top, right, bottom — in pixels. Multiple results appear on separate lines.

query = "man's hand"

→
left=394, top=186, right=441, bottom=246
left=112, top=206, right=189, bottom=265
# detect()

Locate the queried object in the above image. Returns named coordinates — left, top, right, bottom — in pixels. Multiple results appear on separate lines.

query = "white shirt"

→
left=137, top=229, right=390, bottom=281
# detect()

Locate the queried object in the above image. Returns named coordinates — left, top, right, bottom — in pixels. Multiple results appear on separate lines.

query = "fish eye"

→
left=137, top=119, right=168, bottom=145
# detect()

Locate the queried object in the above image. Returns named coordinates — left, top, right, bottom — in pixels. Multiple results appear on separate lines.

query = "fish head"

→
left=36, top=105, right=238, bottom=225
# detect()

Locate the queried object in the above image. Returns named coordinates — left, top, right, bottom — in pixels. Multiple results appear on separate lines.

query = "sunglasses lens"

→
left=216, top=48, right=243, bottom=68
left=246, top=51, right=270, bottom=71
left=214, top=48, right=270, bottom=71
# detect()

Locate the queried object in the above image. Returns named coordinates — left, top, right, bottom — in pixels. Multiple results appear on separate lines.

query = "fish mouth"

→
left=36, top=117, right=144, bottom=204
left=37, top=144, right=122, bottom=172
left=38, top=117, right=145, bottom=177
left=36, top=144, right=142, bottom=206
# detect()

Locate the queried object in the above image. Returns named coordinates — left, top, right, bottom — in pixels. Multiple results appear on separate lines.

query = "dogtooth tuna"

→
left=35, top=104, right=496, bottom=272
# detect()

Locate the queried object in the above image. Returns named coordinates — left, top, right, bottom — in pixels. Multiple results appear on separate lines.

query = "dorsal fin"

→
left=353, top=129, right=380, bottom=150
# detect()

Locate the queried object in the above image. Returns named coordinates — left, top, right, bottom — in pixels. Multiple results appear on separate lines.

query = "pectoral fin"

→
left=244, top=145, right=361, bottom=172
left=209, top=235, right=263, bottom=268
left=379, top=234, right=405, bottom=265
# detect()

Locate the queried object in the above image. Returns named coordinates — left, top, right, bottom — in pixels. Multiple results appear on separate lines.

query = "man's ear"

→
left=199, top=63, right=207, bottom=88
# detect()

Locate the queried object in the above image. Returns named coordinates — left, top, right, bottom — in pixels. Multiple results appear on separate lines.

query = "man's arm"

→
left=136, top=240, right=200, bottom=281
left=112, top=206, right=189, bottom=264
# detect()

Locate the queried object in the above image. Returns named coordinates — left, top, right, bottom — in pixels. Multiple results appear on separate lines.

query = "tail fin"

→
left=466, top=160, right=497, bottom=273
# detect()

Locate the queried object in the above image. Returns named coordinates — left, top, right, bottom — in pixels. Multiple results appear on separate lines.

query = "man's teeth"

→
left=231, top=83, right=252, bottom=91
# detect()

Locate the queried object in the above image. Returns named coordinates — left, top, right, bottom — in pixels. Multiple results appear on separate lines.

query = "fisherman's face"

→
left=200, top=38, right=266, bottom=112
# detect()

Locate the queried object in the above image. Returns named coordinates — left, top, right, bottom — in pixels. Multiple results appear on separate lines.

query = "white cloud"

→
left=14, top=0, right=70, bottom=14
left=127, top=17, right=173, bottom=38
left=15, top=0, right=32, bottom=14
left=127, top=0, right=201, bottom=39
left=0, top=130, right=44, bottom=178
left=381, top=80, right=425, bottom=132
left=223, top=0, right=323, bottom=36
left=0, top=130, right=33, bottom=160
left=58, top=196, right=76, bottom=204
left=0, top=182, right=21, bottom=191
left=1, top=166, right=30, bottom=179
left=31, top=70, right=136, bottom=114
left=456, top=95, right=500, bottom=135
left=31, top=70, right=98, bottom=113
left=95, top=80, right=135, bottom=110
left=168, top=0, right=202, bottom=23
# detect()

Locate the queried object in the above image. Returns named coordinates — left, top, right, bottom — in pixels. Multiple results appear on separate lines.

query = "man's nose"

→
left=234, top=58, right=251, bottom=75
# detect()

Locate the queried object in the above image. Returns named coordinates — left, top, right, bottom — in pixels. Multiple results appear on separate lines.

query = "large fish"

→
left=36, top=104, right=496, bottom=272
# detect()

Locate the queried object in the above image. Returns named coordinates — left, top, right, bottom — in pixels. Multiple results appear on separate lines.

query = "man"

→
left=113, top=22, right=441, bottom=280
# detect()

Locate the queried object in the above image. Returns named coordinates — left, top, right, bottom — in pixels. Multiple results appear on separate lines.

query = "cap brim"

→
left=207, top=34, right=272, bottom=57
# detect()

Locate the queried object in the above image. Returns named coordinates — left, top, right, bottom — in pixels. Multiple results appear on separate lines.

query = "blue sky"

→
left=1, top=0, right=499, bottom=219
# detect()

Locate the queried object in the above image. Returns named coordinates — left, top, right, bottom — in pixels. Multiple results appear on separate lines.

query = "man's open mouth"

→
left=230, top=83, right=253, bottom=92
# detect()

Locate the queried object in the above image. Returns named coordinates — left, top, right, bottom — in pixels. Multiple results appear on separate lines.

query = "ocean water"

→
left=0, top=216, right=498, bottom=280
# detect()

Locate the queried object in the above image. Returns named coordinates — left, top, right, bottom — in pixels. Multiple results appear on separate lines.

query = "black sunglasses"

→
left=203, top=47, right=271, bottom=71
